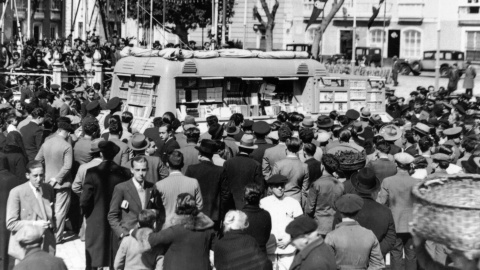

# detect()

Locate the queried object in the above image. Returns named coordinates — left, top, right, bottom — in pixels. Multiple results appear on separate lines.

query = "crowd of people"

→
left=0, top=73, right=480, bottom=270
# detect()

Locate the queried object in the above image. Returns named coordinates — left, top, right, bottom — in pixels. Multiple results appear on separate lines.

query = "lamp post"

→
left=350, top=0, right=356, bottom=72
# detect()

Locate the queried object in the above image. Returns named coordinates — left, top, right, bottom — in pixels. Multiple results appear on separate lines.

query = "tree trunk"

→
left=312, top=0, right=345, bottom=60
left=265, top=22, right=273, bottom=52
left=254, top=0, right=279, bottom=52
left=174, top=24, right=189, bottom=47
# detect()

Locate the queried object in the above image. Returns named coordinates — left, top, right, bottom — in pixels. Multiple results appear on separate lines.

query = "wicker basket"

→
left=412, top=174, right=480, bottom=251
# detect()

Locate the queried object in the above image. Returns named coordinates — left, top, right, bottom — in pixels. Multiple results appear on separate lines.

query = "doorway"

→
left=340, top=30, right=353, bottom=58
left=388, top=30, right=401, bottom=58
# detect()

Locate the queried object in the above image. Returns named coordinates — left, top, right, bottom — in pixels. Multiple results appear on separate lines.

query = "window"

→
left=469, top=7, right=480, bottom=13
left=424, top=52, right=434, bottom=59
left=466, top=31, right=480, bottom=61
left=445, top=52, right=452, bottom=60
left=51, top=0, right=61, bottom=10
left=468, top=0, right=479, bottom=3
left=402, top=30, right=421, bottom=58
left=370, top=29, right=385, bottom=47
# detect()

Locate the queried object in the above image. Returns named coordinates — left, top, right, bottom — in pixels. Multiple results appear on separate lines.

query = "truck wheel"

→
left=440, top=66, right=449, bottom=77
left=401, top=65, right=411, bottom=75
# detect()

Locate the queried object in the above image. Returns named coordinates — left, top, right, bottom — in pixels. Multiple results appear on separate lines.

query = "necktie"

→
left=138, top=186, right=146, bottom=209
left=36, top=188, right=48, bottom=221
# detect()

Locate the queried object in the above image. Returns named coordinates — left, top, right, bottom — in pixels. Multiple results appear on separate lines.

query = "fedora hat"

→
left=195, top=139, right=217, bottom=155
left=236, top=134, right=258, bottom=149
left=225, top=122, right=240, bottom=135
left=316, top=115, right=333, bottom=128
left=128, top=134, right=150, bottom=151
left=300, top=118, right=315, bottom=128
left=413, top=122, right=431, bottom=136
left=379, top=124, right=402, bottom=141
left=351, top=168, right=380, bottom=194
left=369, top=114, right=383, bottom=126
left=360, top=108, right=371, bottom=118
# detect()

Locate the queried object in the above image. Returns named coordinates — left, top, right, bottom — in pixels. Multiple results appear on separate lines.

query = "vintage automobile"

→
left=286, top=43, right=312, bottom=52
left=400, top=50, right=465, bottom=77
left=355, top=47, right=382, bottom=67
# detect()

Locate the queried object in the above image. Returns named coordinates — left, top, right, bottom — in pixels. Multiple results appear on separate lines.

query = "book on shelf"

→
left=178, top=89, right=186, bottom=103
left=334, top=103, right=346, bottom=111
left=320, top=92, right=333, bottom=102
left=334, top=92, right=348, bottom=101
left=214, top=87, right=223, bottom=101
left=319, top=103, right=334, bottom=112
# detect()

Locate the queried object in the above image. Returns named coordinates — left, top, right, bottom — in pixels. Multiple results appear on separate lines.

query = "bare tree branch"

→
left=271, top=0, right=279, bottom=20
left=312, top=0, right=345, bottom=59
left=253, top=6, right=266, bottom=27
left=259, top=0, right=272, bottom=19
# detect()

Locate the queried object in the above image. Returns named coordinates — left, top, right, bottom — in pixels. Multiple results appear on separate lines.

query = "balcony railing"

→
left=398, top=3, right=424, bottom=21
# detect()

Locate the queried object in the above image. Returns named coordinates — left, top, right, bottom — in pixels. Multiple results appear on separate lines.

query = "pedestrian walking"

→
left=463, top=61, right=476, bottom=96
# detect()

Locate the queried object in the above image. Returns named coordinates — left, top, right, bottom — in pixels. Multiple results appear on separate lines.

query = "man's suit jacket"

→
left=262, top=143, right=287, bottom=178
left=20, top=87, right=34, bottom=103
left=108, top=179, right=157, bottom=238
left=59, top=103, right=72, bottom=117
left=6, top=182, right=56, bottom=255
left=305, top=157, right=322, bottom=185
left=0, top=157, right=20, bottom=270
left=185, top=160, right=230, bottom=223
left=109, top=137, right=129, bottom=167
left=35, top=135, right=73, bottom=189
left=178, top=143, right=200, bottom=174
left=250, top=139, right=274, bottom=165
left=377, top=170, right=419, bottom=233
left=80, top=160, right=131, bottom=267
left=13, top=248, right=67, bottom=270
left=20, top=121, right=44, bottom=162
left=98, top=97, right=108, bottom=110
left=125, top=155, right=169, bottom=184
left=159, top=137, right=180, bottom=163
left=366, top=158, right=397, bottom=182
left=272, top=156, right=309, bottom=206
left=224, top=154, right=264, bottom=210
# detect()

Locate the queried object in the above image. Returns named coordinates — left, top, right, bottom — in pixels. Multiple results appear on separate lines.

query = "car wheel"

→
left=401, top=64, right=411, bottom=75
left=411, top=62, right=421, bottom=73
left=440, top=66, right=449, bottom=77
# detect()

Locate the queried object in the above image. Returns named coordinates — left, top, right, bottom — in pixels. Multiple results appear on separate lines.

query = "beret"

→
left=106, top=97, right=122, bottom=110
left=98, top=141, right=120, bottom=156
left=267, top=174, right=288, bottom=185
left=86, top=100, right=100, bottom=111
left=432, top=153, right=451, bottom=162
left=57, top=122, right=74, bottom=133
left=285, top=216, right=318, bottom=240
left=394, top=152, right=415, bottom=164
left=443, top=127, right=462, bottom=137
left=252, top=121, right=271, bottom=135
left=335, top=194, right=364, bottom=214
left=16, top=224, right=45, bottom=246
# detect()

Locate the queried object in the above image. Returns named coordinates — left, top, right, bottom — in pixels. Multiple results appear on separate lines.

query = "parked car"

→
left=400, top=50, right=465, bottom=77
left=286, top=43, right=312, bottom=52
left=355, top=47, right=382, bottom=67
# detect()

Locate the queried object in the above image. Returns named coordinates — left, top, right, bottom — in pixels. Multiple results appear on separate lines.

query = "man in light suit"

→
left=377, top=153, right=419, bottom=270
left=35, top=121, right=74, bottom=243
left=108, top=156, right=158, bottom=252
left=262, top=124, right=292, bottom=178
left=6, top=161, right=56, bottom=257
left=271, top=137, right=309, bottom=206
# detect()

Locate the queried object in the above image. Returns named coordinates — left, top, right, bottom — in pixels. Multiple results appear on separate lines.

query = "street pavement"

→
left=55, top=71, right=480, bottom=269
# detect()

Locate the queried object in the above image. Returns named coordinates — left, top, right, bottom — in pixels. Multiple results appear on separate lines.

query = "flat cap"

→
left=335, top=194, right=364, bottom=214
left=346, top=109, right=360, bottom=120
left=252, top=121, right=271, bottom=135
left=50, top=84, right=60, bottom=90
left=243, top=119, right=254, bottom=129
left=432, top=153, right=451, bottom=162
left=267, top=174, right=288, bottom=185
left=106, top=97, right=122, bottom=110
left=443, top=127, right=462, bottom=137
left=285, top=216, right=318, bottom=240
left=394, top=152, right=415, bottom=164
left=16, top=224, right=45, bottom=246
left=86, top=100, right=100, bottom=111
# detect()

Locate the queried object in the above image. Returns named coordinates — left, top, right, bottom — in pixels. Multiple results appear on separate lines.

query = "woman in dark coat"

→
left=214, top=210, right=272, bottom=270
left=3, top=131, right=28, bottom=183
left=242, top=183, right=271, bottom=254
left=148, top=193, right=215, bottom=270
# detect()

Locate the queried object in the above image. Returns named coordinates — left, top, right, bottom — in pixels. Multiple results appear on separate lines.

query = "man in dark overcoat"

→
left=80, top=141, right=130, bottom=269
left=185, top=139, right=231, bottom=229
left=0, top=153, right=20, bottom=270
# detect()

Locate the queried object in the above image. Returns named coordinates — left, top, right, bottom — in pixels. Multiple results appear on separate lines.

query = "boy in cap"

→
left=325, top=194, right=384, bottom=269
left=260, top=174, right=303, bottom=270
left=286, top=216, right=336, bottom=270
left=377, top=152, right=419, bottom=270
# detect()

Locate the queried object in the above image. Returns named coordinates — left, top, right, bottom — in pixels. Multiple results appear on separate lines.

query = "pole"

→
left=136, top=0, right=139, bottom=45
left=350, top=0, right=356, bottom=71
left=1, top=3, right=5, bottom=44
left=210, top=0, right=215, bottom=49
left=125, top=0, right=128, bottom=38
left=243, top=0, right=246, bottom=49
left=84, top=0, right=88, bottom=39
left=214, top=0, right=218, bottom=47
left=162, top=0, right=165, bottom=46
left=149, top=0, right=153, bottom=48
left=221, top=0, right=226, bottom=46
left=434, top=1, right=441, bottom=90
left=27, top=0, right=31, bottom=39
left=381, top=0, right=386, bottom=67
left=13, top=0, right=23, bottom=45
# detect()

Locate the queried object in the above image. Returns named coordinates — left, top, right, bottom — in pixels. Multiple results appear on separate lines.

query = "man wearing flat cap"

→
left=80, top=140, right=132, bottom=269
left=429, top=153, right=452, bottom=178
left=12, top=224, right=67, bottom=270
left=261, top=174, right=303, bottom=270
left=286, top=216, right=336, bottom=270
left=35, top=121, right=74, bottom=244
left=325, top=194, right=384, bottom=269
left=250, top=121, right=274, bottom=164
left=377, top=152, right=419, bottom=270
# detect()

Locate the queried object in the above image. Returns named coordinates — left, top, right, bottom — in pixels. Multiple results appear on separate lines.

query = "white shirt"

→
left=132, top=178, right=146, bottom=208
left=260, top=195, right=303, bottom=255
left=29, top=182, right=40, bottom=199
left=411, top=169, right=428, bottom=180
left=446, top=164, right=463, bottom=174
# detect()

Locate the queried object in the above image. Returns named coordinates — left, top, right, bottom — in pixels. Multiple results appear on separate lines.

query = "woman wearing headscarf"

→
left=3, top=130, right=28, bottom=182
left=147, top=193, right=215, bottom=270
